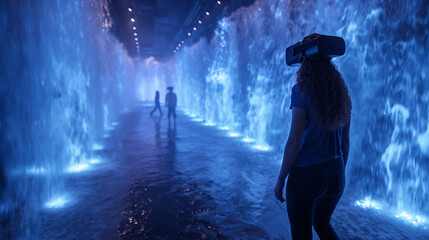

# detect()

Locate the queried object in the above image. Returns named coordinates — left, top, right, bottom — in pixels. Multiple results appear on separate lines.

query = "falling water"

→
left=0, top=0, right=138, bottom=237
left=172, top=0, right=429, bottom=225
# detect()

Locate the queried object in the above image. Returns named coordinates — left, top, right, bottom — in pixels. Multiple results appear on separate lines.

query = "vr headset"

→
left=285, top=35, right=346, bottom=66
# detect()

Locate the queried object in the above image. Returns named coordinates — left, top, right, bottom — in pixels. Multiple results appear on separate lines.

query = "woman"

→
left=274, top=33, right=352, bottom=240
left=150, top=91, right=163, bottom=116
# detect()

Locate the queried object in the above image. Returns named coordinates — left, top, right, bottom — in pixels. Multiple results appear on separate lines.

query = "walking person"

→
left=165, top=86, right=177, bottom=125
left=150, top=91, right=162, bottom=116
left=274, top=33, right=352, bottom=240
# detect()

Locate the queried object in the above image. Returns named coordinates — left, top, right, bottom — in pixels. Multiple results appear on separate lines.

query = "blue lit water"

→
left=172, top=0, right=429, bottom=226
left=0, top=0, right=138, bottom=238
left=1, top=0, right=429, bottom=238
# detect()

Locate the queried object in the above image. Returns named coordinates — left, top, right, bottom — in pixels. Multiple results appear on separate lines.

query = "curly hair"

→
left=297, top=34, right=352, bottom=132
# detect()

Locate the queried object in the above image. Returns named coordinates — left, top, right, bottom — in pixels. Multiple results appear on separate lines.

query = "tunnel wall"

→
left=173, top=0, right=429, bottom=218
left=0, top=0, right=138, bottom=236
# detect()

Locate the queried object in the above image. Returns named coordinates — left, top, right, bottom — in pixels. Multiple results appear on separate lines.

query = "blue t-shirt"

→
left=290, top=84, right=343, bottom=167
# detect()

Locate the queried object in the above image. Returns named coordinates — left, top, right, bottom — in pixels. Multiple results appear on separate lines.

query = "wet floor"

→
left=36, top=105, right=429, bottom=240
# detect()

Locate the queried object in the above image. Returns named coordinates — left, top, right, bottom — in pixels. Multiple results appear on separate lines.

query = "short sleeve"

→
left=290, top=84, right=307, bottom=110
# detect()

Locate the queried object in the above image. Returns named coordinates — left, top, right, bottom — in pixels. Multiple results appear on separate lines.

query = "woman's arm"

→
left=341, top=121, right=350, bottom=167
left=274, top=107, right=306, bottom=202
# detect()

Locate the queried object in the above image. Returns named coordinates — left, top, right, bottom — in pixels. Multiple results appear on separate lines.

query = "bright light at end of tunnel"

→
left=128, top=8, right=132, bottom=12
left=131, top=18, right=135, bottom=22
left=67, top=163, right=90, bottom=173
left=45, top=195, right=70, bottom=209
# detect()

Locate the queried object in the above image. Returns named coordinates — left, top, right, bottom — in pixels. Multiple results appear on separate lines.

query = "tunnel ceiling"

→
left=109, top=0, right=255, bottom=61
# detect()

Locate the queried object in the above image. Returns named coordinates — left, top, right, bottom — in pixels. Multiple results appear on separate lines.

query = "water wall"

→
left=0, top=0, right=138, bottom=236
left=172, top=0, right=429, bottom=221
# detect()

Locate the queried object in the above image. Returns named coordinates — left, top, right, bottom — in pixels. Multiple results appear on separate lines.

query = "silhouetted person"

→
left=274, top=33, right=351, bottom=240
left=165, top=87, right=177, bottom=125
left=150, top=91, right=162, bottom=116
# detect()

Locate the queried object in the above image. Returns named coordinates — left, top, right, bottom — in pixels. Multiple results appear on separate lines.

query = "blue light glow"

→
left=228, top=132, right=240, bottom=137
left=25, top=167, right=47, bottom=175
left=92, top=143, right=104, bottom=151
left=203, top=122, right=216, bottom=126
left=252, top=145, right=270, bottom=151
left=67, top=164, right=90, bottom=173
left=45, top=195, right=70, bottom=209
left=89, top=158, right=101, bottom=164
left=356, top=196, right=428, bottom=227
left=355, top=197, right=382, bottom=210
left=242, top=138, right=255, bottom=143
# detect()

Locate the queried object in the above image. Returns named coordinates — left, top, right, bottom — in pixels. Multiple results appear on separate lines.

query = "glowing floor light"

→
left=89, top=158, right=101, bottom=164
left=92, top=143, right=103, bottom=150
left=253, top=145, right=270, bottom=151
left=67, top=163, right=90, bottom=173
left=228, top=132, right=240, bottom=137
left=192, top=118, right=204, bottom=122
left=355, top=197, right=382, bottom=210
left=355, top=196, right=428, bottom=227
left=45, top=195, right=70, bottom=209
left=242, top=138, right=254, bottom=143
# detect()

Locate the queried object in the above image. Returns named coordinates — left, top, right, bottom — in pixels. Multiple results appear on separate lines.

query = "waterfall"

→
left=0, top=0, right=138, bottom=237
left=173, top=0, right=429, bottom=222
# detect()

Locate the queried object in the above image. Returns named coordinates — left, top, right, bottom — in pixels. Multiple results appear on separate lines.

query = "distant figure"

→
left=165, top=87, right=177, bottom=123
left=274, top=33, right=351, bottom=240
left=150, top=91, right=162, bottom=116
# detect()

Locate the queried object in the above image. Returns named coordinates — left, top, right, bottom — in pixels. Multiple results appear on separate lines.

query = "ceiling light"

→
left=193, top=27, right=197, bottom=31
left=178, top=44, right=181, bottom=47
left=128, top=8, right=132, bottom=12
left=198, top=20, right=202, bottom=24
left=181, top=40, right=184, bottom=44
left=134, top=33, right=137, bottom=36
left=133, top=27, right=136, bottom=30
left=135, top=38, right=138, bottom=41
left=131, top=18, right=135, bottom=22
left=217, top=1, right=221, bottom=4
left=188, top=32, right=191, bottom=36
left=136, top=42, right=139, bottom=45
left=206, top=12, right=209, bottom=16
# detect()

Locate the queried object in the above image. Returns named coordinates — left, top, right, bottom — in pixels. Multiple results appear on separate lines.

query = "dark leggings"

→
left=286, top=158, right=345, bottom=240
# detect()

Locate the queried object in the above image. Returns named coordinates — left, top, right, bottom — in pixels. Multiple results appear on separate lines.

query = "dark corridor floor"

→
left=38, top=105, right=429, bottom=240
